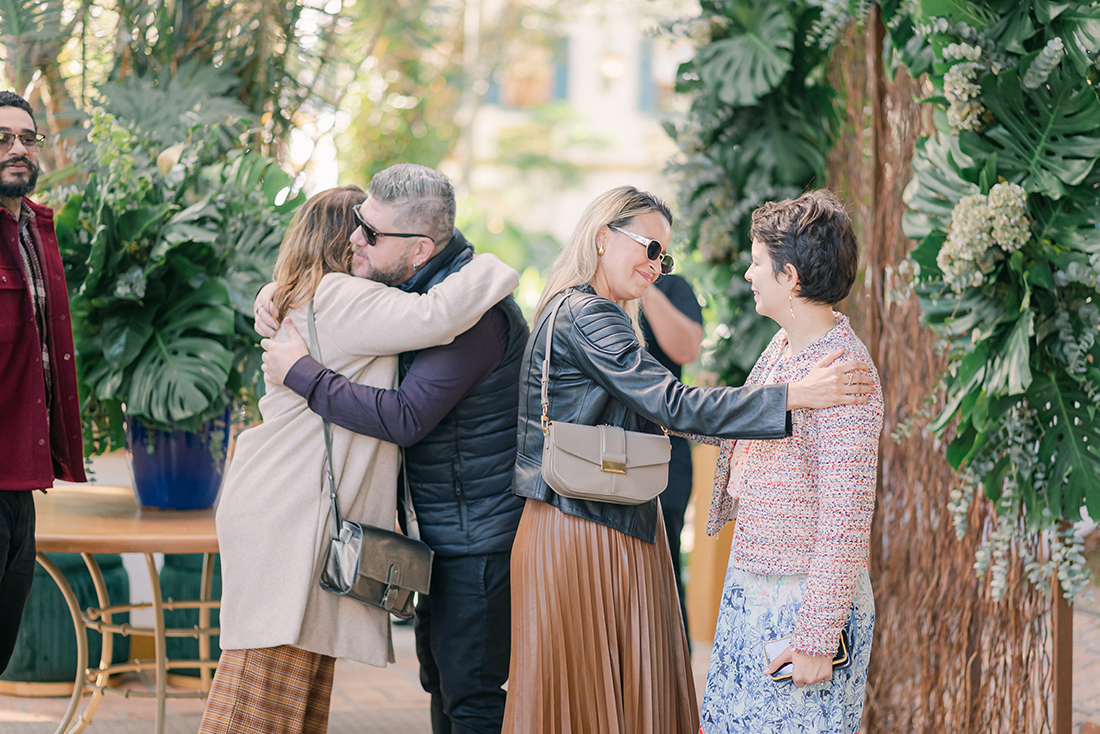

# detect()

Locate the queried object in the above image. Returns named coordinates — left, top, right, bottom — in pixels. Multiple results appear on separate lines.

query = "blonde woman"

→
left=199, top=186, right=518, bottom=734
left=503, top=186, right=871, bottom=734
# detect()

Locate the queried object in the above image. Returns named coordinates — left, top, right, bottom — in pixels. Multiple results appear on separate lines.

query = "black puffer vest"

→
left=399, top=230, right=529, bottom=556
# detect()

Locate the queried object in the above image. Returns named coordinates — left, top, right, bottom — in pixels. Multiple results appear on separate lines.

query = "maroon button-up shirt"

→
left=0, top=197, right=86, bottom=490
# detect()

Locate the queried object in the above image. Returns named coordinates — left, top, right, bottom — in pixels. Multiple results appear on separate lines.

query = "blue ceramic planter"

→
left=125, top=408, right=231, bottom=510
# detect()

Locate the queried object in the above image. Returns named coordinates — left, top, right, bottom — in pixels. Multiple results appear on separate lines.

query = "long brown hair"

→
left=271, top=185, right=367, bottom=321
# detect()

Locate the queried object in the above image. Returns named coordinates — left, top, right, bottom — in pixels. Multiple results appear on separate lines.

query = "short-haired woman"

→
left=698, top=190, right=883, bottom=734
left=199, top=186, right=518, bottom=734
left=503, top=186, right=873, bottom=734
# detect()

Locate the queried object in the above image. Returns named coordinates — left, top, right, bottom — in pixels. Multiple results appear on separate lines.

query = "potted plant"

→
left=50, top=110, right=302, bottom=509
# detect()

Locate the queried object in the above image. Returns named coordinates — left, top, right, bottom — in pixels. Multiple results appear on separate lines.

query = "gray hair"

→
left=368, top=163, right=456, bottom=246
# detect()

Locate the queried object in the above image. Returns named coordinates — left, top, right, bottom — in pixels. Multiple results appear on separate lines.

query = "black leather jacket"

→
left=512, top=286, right=791, bottom=543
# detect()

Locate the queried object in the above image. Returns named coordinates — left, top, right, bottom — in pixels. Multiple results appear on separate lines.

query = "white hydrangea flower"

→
left=987, top=182, right=1030, bottom=252
left=944, top=62, right=985, bottom=131
left=939, top=185, right=1031, bottom=293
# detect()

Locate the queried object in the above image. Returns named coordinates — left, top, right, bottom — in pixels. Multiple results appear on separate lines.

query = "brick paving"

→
left=2, top=586, right=1097, bottom=732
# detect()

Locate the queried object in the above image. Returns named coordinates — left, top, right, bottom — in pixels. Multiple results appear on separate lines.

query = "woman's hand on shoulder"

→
left=253, top=282, right=281, bottom=338
left=786, top=349, right=872, bottom=410
left=260, top=318, right=310, bottom=387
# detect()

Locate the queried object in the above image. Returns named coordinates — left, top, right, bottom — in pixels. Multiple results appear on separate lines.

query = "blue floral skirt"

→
left=699, top=564, right=874, bottom=734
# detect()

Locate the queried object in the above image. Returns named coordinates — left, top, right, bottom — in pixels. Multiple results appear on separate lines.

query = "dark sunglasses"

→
left=609, top=225, right=675, bottom=275
left=353, top=206, right=430, bottom=246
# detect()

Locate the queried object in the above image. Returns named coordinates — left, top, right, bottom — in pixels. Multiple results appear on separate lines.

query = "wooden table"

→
left=34, top=486, right=220, bottom=734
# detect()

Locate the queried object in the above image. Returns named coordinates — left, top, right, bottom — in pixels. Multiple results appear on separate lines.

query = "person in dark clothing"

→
left=0, top=91, right=86, bottom=674
left=639, top=274, right=704, bottom=645
left=257, top=164, right=528, bottom=734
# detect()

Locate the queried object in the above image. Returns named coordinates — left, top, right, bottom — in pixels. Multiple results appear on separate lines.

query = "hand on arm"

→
left=284, top=310, right=508, bottom=445
left=785, top=349, right=873, bottom=410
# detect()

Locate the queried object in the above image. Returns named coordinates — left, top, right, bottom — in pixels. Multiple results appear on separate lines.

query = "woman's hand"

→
left=253, top=282, right=280, bottom=338
left=786, top=349, right=872, bottom=410
left=764, top=645, right=834, bottom=688
left=260, top=319, right=310, bottom=387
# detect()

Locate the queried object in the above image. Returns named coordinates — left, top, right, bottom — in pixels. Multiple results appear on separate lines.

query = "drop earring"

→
left=788, top=290, right=796, bottom=320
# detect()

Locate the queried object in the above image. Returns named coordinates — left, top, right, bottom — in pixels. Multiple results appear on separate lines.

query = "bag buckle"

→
left=601, top=460, right=626, bottom=474
left=380, top=563, right=400, bottom=610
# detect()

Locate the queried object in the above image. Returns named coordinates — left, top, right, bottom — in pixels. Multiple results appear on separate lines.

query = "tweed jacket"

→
left=215, top=256, right=518, bottom=665
left=694, top=313, right=883, bottom=657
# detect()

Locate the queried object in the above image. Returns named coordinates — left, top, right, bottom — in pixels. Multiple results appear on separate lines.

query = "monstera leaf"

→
left=902, top=132, right=981, bottom=239
left=126, top=281, right=237, bottom=429
left=697, top=3, right=793, bottom=107
left=1052, top=3, right=1100, bottom=76
left=1032, top=187, right=1100, bottom=254
left=962, top=67, right=1100, bottom=200
left=1026, top=368, right=1100, bottom=519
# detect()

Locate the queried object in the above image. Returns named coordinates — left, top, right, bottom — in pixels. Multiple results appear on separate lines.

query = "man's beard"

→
left=365, top=251, right=418, bottom=287
left=0, top=157, right=38, bottom=198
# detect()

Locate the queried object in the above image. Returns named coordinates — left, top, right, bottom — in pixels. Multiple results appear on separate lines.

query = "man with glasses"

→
left=256, top=163, right=529, bottom=734
left=0, top=91, right=86, bottom=674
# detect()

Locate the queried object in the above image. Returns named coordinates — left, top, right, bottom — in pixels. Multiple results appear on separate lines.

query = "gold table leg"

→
left=33, top=553, right=87, bottom=734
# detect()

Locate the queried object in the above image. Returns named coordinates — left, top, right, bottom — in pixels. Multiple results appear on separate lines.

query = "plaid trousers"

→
left=199, top=645, right=335, bottom=734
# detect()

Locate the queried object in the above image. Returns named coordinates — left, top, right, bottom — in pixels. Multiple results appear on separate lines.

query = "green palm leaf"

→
left=902, top=133, right=981, bottom=240
left=1052, top=4, right=1100, bottom=76
left=1026, top=368, right=1100, bottom=519
left=697, top=3, right=793, bottom=107
left=962, top=67, right=1100, bottom=200
left=128, top=335, right=234, bottom=428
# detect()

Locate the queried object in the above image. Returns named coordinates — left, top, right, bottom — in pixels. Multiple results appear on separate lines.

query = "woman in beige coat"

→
left=199, top=186, right=519, bottom=734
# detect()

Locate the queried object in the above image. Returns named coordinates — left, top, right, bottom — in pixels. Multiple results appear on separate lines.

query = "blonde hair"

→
left=534, top=186, right=673, bottom=341
left=271, top=185, right=367, bottom=321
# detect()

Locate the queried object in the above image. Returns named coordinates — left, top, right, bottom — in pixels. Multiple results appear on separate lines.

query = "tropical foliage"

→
left=890, top=0, right=1100, bottom=600
left=50, top=112, right=302, bottom=455
left=663, top=0, right=842, bottom=385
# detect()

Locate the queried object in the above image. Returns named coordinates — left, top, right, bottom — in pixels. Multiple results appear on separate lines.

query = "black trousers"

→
left=0, top=490, right=36, bottom=675
left=414, top=550, right=511, bottom=734
left=660, top=437, right=694, bottom=645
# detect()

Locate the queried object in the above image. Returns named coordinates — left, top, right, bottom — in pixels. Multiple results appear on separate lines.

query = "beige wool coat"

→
left=215, top=255, right=519, bottom=666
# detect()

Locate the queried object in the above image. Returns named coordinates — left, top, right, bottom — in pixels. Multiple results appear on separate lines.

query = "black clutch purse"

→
left=763, top=629, right=853, bottom=682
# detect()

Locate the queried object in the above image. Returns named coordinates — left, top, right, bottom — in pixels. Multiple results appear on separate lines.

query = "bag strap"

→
left=539, top=293, right=668, bottom=438
left=308, top=301, right=424, bottom=542
left=539, top=296, right=567, bottom=435
left=306, top=302, right=344, bottom=541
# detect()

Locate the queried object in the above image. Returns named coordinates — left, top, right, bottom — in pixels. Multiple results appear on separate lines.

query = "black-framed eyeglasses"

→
left=609, top=225, right=675, bottom=275
left=353, top=205, right=430, bottom=246
left=0, top=132, right=47, bottom=153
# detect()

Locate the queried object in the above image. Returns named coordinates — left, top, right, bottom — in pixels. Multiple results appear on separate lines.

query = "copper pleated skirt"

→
left=503, top=498, right=698, bottom=734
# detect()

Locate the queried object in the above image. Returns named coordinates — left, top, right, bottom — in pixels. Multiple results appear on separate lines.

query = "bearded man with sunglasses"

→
left=256, top=163, right=529, bottom=734
left=0, top=91, right=86, bottom=674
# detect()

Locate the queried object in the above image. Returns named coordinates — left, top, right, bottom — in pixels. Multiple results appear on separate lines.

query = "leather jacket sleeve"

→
left=562, top=292, right=789, bottom=439
left=512, top=288, right=790, bottom=544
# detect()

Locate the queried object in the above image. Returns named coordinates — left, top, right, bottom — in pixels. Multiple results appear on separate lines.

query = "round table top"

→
left=34, top=485, right=219, bottom=554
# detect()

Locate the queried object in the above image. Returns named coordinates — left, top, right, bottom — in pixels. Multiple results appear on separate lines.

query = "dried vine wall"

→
left=826, top=17, right=1052, bottom=734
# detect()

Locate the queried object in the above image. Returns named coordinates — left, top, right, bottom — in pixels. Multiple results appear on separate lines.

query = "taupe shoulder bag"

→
left=306, top=302, right=433, bottom=619
left=539, top=296, right=671, bottom=505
